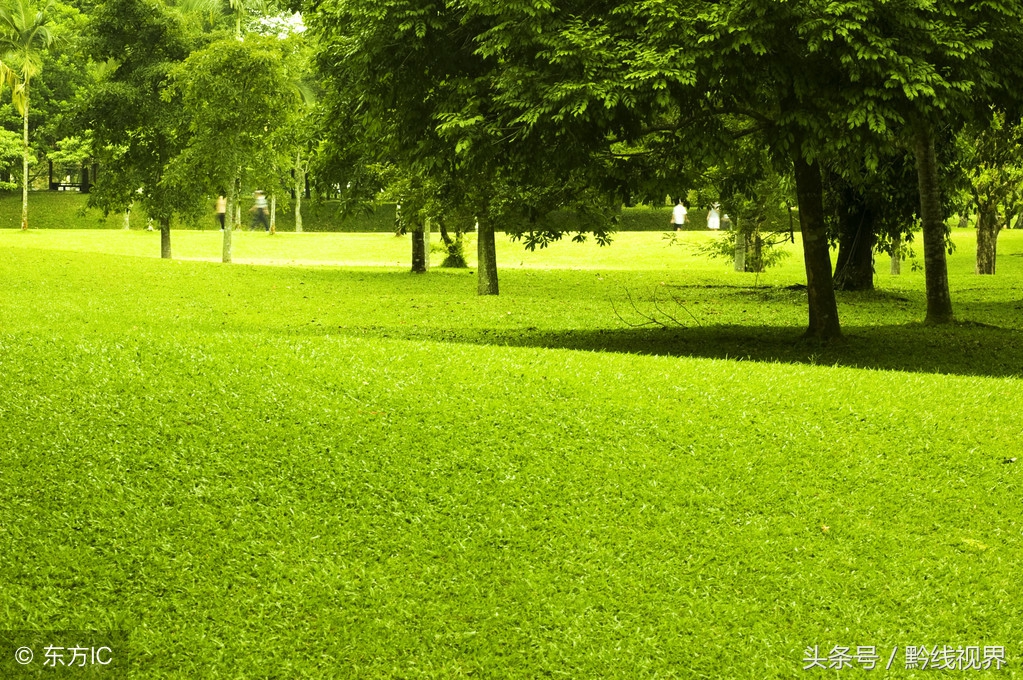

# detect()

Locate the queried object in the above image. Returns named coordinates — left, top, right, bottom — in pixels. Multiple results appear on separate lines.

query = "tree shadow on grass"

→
left=248, top=266, right=1021, bottom=377
left=335, top=321, right=1022, bottom=379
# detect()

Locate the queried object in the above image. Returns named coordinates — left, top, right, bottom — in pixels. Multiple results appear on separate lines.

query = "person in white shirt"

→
left=215, top=194, right=227, bottom=230
left=671, top=199, right=688, bottom=230
left=251, top=190, right=270, bottom=231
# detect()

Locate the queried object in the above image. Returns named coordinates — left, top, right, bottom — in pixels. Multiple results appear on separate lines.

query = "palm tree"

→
left=175, top=0, right=254, bottom=38
left=0, top=0, right=58, bottom=231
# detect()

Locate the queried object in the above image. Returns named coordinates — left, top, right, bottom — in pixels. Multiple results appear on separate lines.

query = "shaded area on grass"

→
left=318, top=321, right=1023, bottom=379
left=4, top=243, right=1021, bottom=379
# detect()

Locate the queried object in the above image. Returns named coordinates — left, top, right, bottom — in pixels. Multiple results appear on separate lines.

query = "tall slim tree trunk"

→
left=792, top=149, right=842, bottom=341
left=890, top=234, right=902, bottom=275
left=913, top=125, right=954, bottom=324
left=294, top=152, right=303, bottom=233
left=751, top=233, right=764, bottom=272
left=21, top=93, right=29, bottom=231
left=124, top=204, right=131, bottom=230
left=270, top=195, right=276, bottom=234
left=424, top=216, right=431, bottom=267
left=733, top=227, right=746, bottom=272
left=477, top=217, right=499, bottom=295
left=975, top=204, right=1000, bottom=275
left=233, top=177, right=242, bottom=229
left=411, top=222, right=427, bottom=273
left=222, top=213, right=232, bottom=263
left=160, top=217, right=171, bottom=259
left=833, top=186, right=876, bottom=291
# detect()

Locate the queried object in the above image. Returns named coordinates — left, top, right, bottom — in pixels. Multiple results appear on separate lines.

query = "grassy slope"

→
left=1, top=230, right=1021, bottom=678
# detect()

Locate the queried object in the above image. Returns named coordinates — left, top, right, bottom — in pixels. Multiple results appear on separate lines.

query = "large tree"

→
left=309, top=0, right=617, bottom=295
left=449, top=0, right=848, bottom=337
left=809, top=0, right=1023, bottom=321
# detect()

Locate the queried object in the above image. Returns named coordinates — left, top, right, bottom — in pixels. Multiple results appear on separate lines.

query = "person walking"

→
left=215, top=194, right=227, bottom=230
left=251, top=190, right=270, bottom=231
left=707, top=202, right=721, bottom=230
left=670, top=199, right=688, bottom=230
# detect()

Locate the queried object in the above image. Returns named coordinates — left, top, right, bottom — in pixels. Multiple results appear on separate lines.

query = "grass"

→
left=1, top=227, right=1021, bottom=678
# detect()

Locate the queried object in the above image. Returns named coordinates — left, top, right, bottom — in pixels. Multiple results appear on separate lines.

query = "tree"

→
left=86, top=0, right=196, bottom=258
left=827, top=152, right=919, bottom=291
left=957, top=110, right=1023, bottom=274
left=0, top=2, right=91, bottom=194
left=809, top=0, right=1023, bottom=321
left=309, top=0, right=616, bottom=295
left=166, top=33, right=308, bottom=261
left=0, top=0, right=59, bottom=231
left=454, top=0, right=848, bottom=337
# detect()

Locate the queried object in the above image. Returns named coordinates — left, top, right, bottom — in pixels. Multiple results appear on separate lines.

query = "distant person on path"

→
left=671, top=199, right=688, bottom=230
left=250, top=190, right=269, bottom=231
left=707, top=202, right=721, bottom=230
left=215, top=194, right=227, bottom=230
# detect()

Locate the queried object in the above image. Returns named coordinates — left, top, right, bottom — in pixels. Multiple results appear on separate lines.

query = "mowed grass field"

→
left=1, top=227, right=1021, bottom=678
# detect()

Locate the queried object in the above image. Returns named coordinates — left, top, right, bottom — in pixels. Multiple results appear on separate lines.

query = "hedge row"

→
left=1, top=192, right=779, bottom=233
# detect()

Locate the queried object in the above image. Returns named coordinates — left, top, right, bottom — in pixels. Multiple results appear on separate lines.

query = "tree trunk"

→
left=890, top=234, right=901, bottom=276
left=424, top=217, right=431, bottom=269
left=913, top=125, right=954, bottom=324
left=411, top=222, right=428, bottom=273
left=792, top=149, right=843, bottom=341
left=477, top=217, right=499, bottom=295
left=833, top=186, right=876, bottom=291
left=439, top=220, right=467, bottom=268
left=124, top=205, right=131, bottom=230
left=222, top=214, right=232, bottom=263
left=21, top=90, right=29, bottom=231
left=270, top=195, right=276, bottom=234
left=975, top=204, right=1000, bottom=275
left=733, top=227, right=746, bottom=272
left=229, top=176, right=241, bottom=230
left=294, top=152, right=304, bottom=233
left=233, top=176, right=242, bottom=229
left=750, top=233, right=764, bottom=272
left=160, top=217, right=171, bottom=259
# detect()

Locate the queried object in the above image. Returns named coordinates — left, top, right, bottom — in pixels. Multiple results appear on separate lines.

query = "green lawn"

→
left=1, top=228, right=1021, bottom=677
